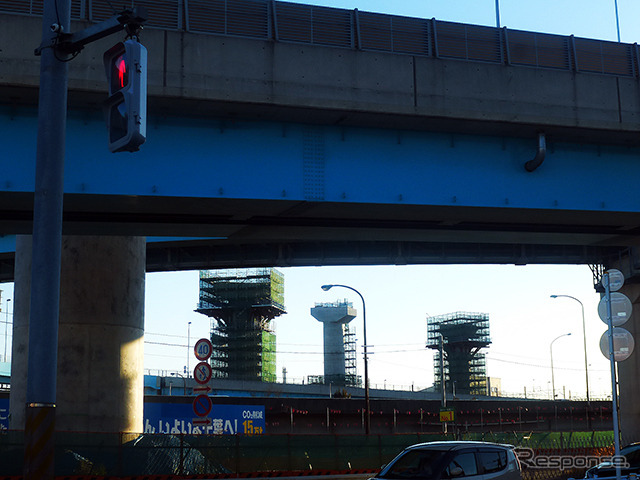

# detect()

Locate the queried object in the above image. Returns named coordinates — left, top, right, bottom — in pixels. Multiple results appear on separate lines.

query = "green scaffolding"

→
left=196, top=268, right=285, bottom=382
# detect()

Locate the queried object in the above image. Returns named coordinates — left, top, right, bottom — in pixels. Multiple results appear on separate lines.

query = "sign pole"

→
left=604, top=272, right=621, bottom=480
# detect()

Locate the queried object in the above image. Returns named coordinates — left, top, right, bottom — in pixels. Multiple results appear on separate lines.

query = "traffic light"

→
left=103, top=39, right=147, bottom=153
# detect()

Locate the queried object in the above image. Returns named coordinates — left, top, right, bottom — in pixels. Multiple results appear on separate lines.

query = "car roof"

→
left=405, top=441, right=515, bottom=452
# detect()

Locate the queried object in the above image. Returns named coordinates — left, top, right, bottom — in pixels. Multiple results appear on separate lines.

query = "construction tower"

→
left=426, top=312, right=491, bottom=396
left=196, top=268, right=285, bottom=382
left=310, top=300, right=360, bottom=386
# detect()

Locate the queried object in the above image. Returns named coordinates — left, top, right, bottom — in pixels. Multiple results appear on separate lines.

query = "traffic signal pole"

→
left=26, top=4, right=146, bottom=477
left=24, top=1, right=71, bottom=477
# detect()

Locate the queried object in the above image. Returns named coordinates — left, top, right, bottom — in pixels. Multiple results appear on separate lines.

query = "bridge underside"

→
left=0, top=190, right=635, bottom=281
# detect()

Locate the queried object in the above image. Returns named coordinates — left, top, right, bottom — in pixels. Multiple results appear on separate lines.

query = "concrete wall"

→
left=2, top=14, right=639, bottom=144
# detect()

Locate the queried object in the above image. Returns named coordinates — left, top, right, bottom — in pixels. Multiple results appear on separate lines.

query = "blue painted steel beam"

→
left=3, top=106, right=640, bottom=215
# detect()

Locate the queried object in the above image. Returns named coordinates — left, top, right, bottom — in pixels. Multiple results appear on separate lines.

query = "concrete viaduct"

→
left=2, top=0, right=640, bottom=441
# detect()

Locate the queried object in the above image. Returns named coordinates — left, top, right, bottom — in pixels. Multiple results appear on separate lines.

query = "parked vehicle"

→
left=585, top=443, right=640, bottom=478
left=372, top=441, right=522, bottom=480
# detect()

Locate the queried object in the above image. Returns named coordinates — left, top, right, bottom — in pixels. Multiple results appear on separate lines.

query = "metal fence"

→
left=1, top=0, right=638, bottom=77
left=0, top=429, right=616, bottom=476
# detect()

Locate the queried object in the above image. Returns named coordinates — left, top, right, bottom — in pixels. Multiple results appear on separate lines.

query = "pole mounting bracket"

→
left=35, top=6, right=148, bottom=57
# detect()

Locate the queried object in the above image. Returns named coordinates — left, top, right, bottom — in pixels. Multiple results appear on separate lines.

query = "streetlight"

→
left=3, top=299, right=10, bottom=362
left=187, top=321, right=192, bottom=377
left=171, top=372, right=187, bottom=396
left=550, top=295, right=590, bottom=403
left=550, top=333, right=571, bottom=400
left=321, top=284, right=370, bottom=434
left=614, top=0, right=621, bottom=42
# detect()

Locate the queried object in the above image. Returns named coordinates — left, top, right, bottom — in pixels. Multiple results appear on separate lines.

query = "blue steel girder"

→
left=0, top=105, right=638, bottom=276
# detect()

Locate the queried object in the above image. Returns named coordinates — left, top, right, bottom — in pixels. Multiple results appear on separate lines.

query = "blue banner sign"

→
left=0, top=398, right=8, bottom=430
left=144, top=402, right=265, bottom=435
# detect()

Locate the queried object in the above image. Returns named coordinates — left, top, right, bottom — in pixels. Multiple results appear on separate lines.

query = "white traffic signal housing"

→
left=103, top=39, right=147, bottom=153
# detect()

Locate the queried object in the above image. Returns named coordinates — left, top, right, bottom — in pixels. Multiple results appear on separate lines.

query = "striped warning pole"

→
left=24, top=403, right=56, bottom=480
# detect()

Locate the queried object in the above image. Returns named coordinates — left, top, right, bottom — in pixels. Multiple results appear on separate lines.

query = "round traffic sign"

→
left=194, top=361, right=213, bottom=384
left=598, top=292, right=632, bottom=326
left=194, top=338, right=213, bottom=361
left=605, top=269, right=625, bottom=292
left=600, top=327, right=635, bottom=362
left=192, top=394, right=212, bottom=417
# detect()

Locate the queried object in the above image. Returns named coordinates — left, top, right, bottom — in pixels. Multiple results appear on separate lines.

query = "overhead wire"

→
left=144, top=336, right=608, bottom=373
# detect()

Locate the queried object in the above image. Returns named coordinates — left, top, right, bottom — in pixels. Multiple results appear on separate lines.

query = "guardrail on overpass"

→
left=2, top=0, right=638, bottom=78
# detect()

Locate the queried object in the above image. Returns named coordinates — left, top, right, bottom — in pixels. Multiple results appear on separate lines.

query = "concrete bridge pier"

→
left=617, top=282, right=640, bottom=443
left=10, top=235, right=146, bottom=433
left=311, top=301, right=357, bottom=385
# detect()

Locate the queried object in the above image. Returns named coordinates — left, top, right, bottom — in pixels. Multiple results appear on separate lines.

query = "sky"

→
left=2, top=0, right=636, bottom=398
left=142, top=264, right=614, bottom=401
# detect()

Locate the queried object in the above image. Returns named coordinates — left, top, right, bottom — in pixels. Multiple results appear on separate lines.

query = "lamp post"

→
left=187, top=321, right=192, bottom=377
left=321, top=284, right=370, bottom=434
left=495, top=0, right=501, bottom=28
left=3, top=299, right=10, bottom=362
left=550, top=333, right=571, bottom=400
left=171, top=372, right=187, bottom=396
left=614, top=0, right=621, bottom=42
left=550, top=295, right=590, bottom=403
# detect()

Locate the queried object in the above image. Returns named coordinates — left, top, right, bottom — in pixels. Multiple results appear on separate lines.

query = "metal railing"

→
left=1, top=0, right=637, bottom=77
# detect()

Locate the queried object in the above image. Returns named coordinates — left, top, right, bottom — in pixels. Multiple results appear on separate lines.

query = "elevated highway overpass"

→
left=3, top=0, right=640, bottom=443
left=3, top=1, right=640, bottom=276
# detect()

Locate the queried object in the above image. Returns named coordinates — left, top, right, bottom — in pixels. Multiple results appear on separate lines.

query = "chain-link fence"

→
left=0, top=429, right=615, bottom=477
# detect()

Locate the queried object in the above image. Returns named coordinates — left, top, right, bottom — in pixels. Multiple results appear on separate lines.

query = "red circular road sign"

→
left=194, top=361, right=213, bottom=384
left=194, top=338, right=213, bottom=361
left=192, top=394, right=212, bottom=417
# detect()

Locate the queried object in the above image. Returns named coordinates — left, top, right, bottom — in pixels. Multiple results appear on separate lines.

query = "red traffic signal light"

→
left=111, top=53, right=128, bottom=92
left=103, top=40, right=147, bottom=153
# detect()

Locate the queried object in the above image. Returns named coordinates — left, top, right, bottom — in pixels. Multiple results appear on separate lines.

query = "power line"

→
left=486, top=355, right=609, bottom=372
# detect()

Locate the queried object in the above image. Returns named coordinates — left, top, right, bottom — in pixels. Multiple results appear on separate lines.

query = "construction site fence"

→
left=1, top=0, right=639, bottom=79
left=0, top=430, right=616, bottom=477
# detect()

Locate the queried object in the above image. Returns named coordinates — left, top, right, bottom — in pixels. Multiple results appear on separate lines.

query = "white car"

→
left=373, top=441, right=522, bottom=480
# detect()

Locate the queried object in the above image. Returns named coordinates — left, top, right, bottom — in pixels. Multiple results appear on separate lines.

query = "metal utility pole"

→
left=439, top=333, right=447, bottom=434
left=24, top=0, right=71, bottom=478
left=549, top=333, right=571, bottom=400
left=3, top=298, right=10, bottom=361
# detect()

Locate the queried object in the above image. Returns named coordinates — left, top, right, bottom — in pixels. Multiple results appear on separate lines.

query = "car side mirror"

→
left=450, top=466, right=464, bottom=477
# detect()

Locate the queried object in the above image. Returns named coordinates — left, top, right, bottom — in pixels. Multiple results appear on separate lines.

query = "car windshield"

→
left=621, top=445, right=640, bottom=465
left=381, top=449, right=448, bottom=479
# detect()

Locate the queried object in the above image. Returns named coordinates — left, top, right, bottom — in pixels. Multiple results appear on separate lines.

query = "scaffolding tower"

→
left=426, top=312, right=491, bottom=396
left=196, top=268, right=285, bottom=382
left=343, top=323, right=360, bottom=387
